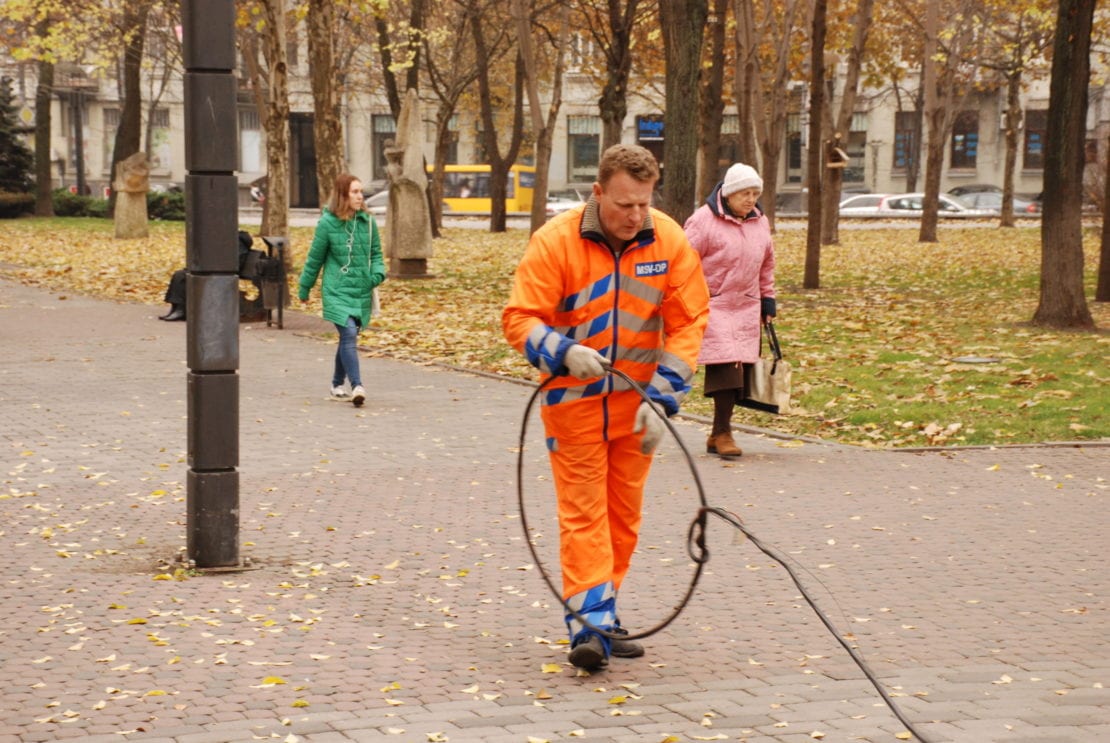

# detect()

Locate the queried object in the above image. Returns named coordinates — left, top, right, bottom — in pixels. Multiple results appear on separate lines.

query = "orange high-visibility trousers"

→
left=549, top=431, right=654, bottom=600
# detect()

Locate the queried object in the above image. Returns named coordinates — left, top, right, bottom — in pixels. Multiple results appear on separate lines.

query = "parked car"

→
left=877, top=192, right=994, bottom=217
left=361, top=179, right=388, bottom=198
left=546, top=189, right=586, bottom=216
left=365, top=190, right=389, bottom=214
left=957, top=190, right=1042, bottom=215
left=365, top=189, right=451, bottom=217
left=838, top=193, right=889, bottom=215
left=947, top=183, right=1001, bottom=197
left=550, top=187, right=590, bottom=202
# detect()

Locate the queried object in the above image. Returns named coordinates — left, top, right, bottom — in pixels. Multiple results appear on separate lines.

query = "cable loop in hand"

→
left=517, top=366, right=709, bottom=642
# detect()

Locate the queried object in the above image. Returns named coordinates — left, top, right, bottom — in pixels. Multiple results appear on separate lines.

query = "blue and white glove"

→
left=633, top=401, right=666, bottom=454
left=563, top=344, right=607, bottom=379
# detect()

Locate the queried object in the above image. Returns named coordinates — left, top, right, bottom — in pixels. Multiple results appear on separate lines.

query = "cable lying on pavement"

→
left=516, top=366, right=934, bottom=743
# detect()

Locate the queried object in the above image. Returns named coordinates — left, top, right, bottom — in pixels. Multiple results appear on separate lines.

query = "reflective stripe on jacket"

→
left=502, top=198, right=709, bottom=444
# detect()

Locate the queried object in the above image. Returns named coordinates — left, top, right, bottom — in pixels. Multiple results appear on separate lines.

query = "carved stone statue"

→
left=385, top=88, right=433, bottom=277
left=113, top=152, right=150, bottom=239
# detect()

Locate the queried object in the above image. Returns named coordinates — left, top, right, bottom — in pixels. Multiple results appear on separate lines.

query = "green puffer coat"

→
left=297, top=208, right=386, bottom=327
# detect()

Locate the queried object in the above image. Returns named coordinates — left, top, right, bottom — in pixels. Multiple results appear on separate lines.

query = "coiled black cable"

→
left=516, top=366, right=934, bottom=742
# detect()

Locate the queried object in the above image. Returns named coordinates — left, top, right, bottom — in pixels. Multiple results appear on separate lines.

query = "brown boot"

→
left=706, top=432, right=742, bottom=458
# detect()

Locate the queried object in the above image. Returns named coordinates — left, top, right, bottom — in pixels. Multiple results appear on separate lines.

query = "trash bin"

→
left=259, top=236, right=288, bottom=329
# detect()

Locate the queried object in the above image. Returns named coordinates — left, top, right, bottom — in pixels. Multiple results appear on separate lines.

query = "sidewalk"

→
left=1, top=277, right=1106, bottom=743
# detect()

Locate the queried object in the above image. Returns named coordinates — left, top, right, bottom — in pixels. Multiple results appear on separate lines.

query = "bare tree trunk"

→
left=239, top=29, right=271, bottom=228
left=595, top=0, right=641, bottom=150
left=658, top=0, right=708, bottom=225
left=918, top=0, right=940, bottom=243
left=472, top=6, right=524, bottom=233
left=892, top=79, right=924, bottom=193
left=696, top=0, right=727, bottom=203
left=997, top=73, right=1023, bottom=228
left=803, top=0, right=826, bottom=290
left=424, top=3, right=478, bottom=231
left=820, top=135, right=843, bottom=244
left=108, top=0, right=150, bottom=216
left=259, top=0, right=290, bottom=238
left=1034, top=0, right=1095, bottom=327
left=307, top=0, right=345, bottom=207
left=732, top=0, right=759, bottom=166
left=744, top=0, right=803, bottom=230
left=406, top=0, right=425, bottom=93
left=34, top=54, right=54, bottom=217
left=1099, top=131, right=1110, bottom=302
left=374, top=15, right=403, bottom=119
left=513, top=0, right=567, bottom=234
left=820, top=0, right=874, bottom=245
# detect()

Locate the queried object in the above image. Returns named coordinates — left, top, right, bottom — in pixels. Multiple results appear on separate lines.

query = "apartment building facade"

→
left=4, top=44, right=1107, bottom=211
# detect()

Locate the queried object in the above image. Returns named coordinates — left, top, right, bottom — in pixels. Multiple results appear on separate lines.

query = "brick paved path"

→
left=1, top=278, right=1106, bottom=743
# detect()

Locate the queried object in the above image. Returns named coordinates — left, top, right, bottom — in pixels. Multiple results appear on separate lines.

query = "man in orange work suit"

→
left=502, top=144, right=709, bottom=671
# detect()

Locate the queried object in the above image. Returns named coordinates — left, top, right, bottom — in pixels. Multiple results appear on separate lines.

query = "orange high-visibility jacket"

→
left=502, top=201, right=709, bottom=444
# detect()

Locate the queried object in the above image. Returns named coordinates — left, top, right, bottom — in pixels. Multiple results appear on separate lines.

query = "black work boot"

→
left=610, top=626, right=645, bottom=658
left=568, top=634, right=608, bottom=670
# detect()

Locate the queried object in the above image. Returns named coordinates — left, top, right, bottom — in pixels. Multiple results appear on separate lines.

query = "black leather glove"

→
left=761, top=297, right=777, bottom=318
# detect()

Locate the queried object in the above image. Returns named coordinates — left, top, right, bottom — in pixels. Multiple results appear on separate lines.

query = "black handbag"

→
left=739, top=320, right=793, bottom=414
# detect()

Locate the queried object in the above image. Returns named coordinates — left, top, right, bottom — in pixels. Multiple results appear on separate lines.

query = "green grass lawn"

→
left=1, top=217, right=1106, bottom=448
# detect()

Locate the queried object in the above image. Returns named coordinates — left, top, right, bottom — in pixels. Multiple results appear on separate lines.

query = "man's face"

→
left=593, top=171, right=656, bottom=243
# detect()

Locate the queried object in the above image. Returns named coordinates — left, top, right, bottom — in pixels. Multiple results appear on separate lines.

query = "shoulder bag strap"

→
left=762, top=319, right=783, bottom=373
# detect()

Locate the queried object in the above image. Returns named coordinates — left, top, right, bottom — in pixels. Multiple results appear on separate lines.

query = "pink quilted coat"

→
left=682, top=185, right=775, bottom=365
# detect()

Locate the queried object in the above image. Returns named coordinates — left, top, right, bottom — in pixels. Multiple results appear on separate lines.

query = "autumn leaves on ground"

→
left=0, top=216, right=1106, bottom=448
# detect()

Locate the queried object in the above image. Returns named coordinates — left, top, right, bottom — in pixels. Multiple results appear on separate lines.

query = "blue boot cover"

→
left=565, top=581, right=616, bottom=655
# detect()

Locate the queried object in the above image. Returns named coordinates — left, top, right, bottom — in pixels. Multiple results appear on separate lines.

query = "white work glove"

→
left=633, top=401, right=666, bottom=454
left=563, top=344, right=607, bottom=379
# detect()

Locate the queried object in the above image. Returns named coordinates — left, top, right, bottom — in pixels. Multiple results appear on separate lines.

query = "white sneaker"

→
left=351, top=385, right=366, bottom=407
left=330, top=386, right=349, bottom=400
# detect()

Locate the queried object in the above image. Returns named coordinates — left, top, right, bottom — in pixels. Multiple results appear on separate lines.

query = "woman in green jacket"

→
left=298, top=173, right=386, bottom=407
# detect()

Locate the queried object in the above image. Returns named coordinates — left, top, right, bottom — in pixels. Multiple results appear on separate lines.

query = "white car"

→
left=365, top=190, right=389, bottom=215
left=546, top=188, right=587, bottom=216
left=365, top=189, right=450, bottom=217
left=877, top=192, right=994, bottom=217
left=838, top=193, right=889, bottom=215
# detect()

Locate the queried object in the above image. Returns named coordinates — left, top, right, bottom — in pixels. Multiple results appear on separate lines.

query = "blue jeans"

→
left=332, top=316, right=362, bottom=388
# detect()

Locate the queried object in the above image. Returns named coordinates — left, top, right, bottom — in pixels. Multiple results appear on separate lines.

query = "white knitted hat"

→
left=721, top=163, right=763, bottom=196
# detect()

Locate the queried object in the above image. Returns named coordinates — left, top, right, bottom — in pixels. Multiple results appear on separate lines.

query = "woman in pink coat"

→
left=683, top=163, right=777, bottom=458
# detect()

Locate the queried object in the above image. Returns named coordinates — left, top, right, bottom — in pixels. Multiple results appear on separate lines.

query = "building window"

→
left=102, top=108, right=120, bottom=174
left=716, top=114, right=740, bottom=183
left=1023, top=109, right=1046, bottom=170
left=843, top=112, right=868, bottom=183
left=372, top=114, right=396, bottom=181
left=950, top=110, right=979, bottom=169
left=636, top=114, right=665, bottom=170
left=893, top=111, right=918, bottom=172
left=567, top=33, right=594, bottom=73
left=785, top=113, right=802, bottom=183
left=286, top=29, right=298, bottom=69
left=567, top=115, right=600, bottom=181
left=239, top=109, right=261, bottom=173
left=425, top=116, right=459, bottom=164
left=1086, top=138, right=1099, bottom=165
left=149, top=108, right=172, bottom=172
left=473, top=121, right=488, bottom=164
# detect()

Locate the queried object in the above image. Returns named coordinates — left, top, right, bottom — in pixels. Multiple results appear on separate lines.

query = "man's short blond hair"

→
left=597, top=144, right=660, bottom=186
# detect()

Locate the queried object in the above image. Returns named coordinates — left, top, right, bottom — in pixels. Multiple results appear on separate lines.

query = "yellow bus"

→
left=431, top=164, right=535, bottom=215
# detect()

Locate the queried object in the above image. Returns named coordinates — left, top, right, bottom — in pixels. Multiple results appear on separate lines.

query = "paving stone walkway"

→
left=1, top=277, right=1106, bottom=743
